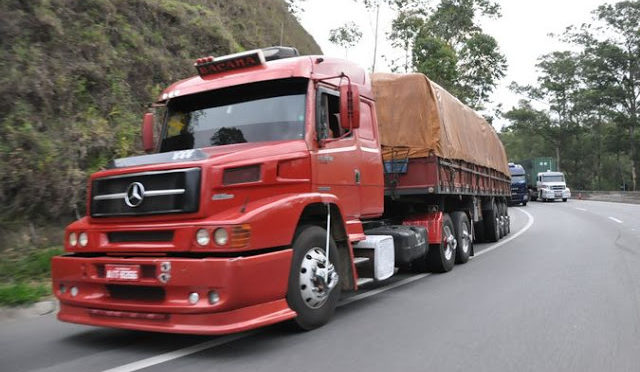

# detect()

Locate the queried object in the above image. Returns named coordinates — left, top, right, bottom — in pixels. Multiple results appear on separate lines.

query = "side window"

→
left=358, top=102, right=374, bottom=140
left=317, top=89, right=346, bottom=140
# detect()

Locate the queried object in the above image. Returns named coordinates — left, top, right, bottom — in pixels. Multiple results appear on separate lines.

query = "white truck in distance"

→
left=536, top=171, right=571, bottom=202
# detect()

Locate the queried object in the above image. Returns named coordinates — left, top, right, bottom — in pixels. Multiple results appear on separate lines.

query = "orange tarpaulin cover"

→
left=371, top=73, right=510, bottom=177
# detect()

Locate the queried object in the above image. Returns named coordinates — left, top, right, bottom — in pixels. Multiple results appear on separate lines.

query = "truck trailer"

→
left=52, top=47, right=511, bottom=335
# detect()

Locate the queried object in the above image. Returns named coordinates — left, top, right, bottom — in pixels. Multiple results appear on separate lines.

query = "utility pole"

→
left=372, top=3, right=380, bottom=72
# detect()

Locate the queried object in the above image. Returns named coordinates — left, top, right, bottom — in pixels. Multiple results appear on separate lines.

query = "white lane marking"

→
left=474, top=208, right=534, bottom=257
left=102, top=332, right=257, bottom=372
left=103, top=207, right=535, bottom=372
left=339, top=273, right=431, bottom=307
left=608, top=217, right=623, bottom=224
left=575, top=207, right=587, bottom=211
left=339, top=208, right=534, bottom=306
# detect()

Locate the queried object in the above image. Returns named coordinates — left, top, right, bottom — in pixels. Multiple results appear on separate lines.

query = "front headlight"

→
left=78, top=232, right=88, bottom=247
left=214, top=228, right=229, bottom=246
left=68, top=232, right=77, bottom=247
left=196, top=229, right=210, bottom=246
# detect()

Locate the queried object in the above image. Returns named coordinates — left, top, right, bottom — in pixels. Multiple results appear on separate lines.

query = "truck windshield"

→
left=511, top=175, right=525, bottom=182
left=160, top=78, right=307, bottom=152
left=542, top=175, right=565, bottom=182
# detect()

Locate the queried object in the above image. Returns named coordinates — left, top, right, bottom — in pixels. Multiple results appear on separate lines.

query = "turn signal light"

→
left=231, top=224, right=251, bottom=249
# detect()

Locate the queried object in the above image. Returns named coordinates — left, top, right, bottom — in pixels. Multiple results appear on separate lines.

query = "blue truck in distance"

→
left=509, top=163, right=528, bottom=206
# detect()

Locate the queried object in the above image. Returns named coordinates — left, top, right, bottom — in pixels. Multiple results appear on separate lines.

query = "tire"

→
left=426, top=214, right=456, bottom=273
left=473, top=221, right=485, bottom=243
left=522, top=201, right=527, bottom=206
left=484, top=205, right=500, bottom=242
left=498, top=203, right=506, bottom=238
left=286, top=225, right=341, bottom=331
left=505, top=208, right=511, bottom=235
left=451, top=211, right=471, bottom=264
left=502, top=203, right=510, bottom=236
left=562, top=198, right=567, bottom=202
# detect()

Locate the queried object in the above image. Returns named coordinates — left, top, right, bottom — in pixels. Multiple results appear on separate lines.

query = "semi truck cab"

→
left=508, top=163, right=527, bottom=206
left=536, top=171, right=570, bottom=202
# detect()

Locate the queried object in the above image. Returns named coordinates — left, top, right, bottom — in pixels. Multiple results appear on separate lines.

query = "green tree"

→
left=329, top=22, right=363, bottom=57
left=411, top=0, right=507, bottom=109
left=388, top=9, right=425, bottom=72
left=567, top=1, right=640, bottom=190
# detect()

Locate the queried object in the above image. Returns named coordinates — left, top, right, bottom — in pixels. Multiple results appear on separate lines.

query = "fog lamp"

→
left=208, top=290, right=220, bottom=304
left=188, top=292, right=200, bottom=305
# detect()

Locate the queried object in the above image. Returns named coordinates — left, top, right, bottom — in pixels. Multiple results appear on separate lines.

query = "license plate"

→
left=105, top=264, right=140, bottom=281
left=555, top=192, right=562, bottom=197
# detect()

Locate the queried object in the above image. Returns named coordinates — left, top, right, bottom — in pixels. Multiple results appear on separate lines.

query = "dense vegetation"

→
left=0, top=0, right=321, bottom=229
left=501, top=1, right=639, bottom=191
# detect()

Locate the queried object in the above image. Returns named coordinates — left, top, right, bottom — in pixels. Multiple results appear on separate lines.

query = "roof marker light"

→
left=194, top=49, right=266, bottom=77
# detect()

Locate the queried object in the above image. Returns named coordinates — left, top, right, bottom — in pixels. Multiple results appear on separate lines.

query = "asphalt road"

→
left=1, top=199, right=639, bottom=372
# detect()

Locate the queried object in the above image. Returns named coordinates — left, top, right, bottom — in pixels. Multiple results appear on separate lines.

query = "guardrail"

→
left=574, top=191, right=640, bottom=204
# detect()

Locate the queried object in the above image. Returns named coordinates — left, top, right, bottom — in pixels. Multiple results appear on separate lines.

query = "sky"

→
left=299, top=0, right=619, bottom=130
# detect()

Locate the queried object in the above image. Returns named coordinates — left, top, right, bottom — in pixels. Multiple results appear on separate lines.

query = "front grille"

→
left=91, top=168, right=200, bottom=217
left=551, top=185, right=564, bottom=190
left=106, top=285, right=165, bottom=302
left=108, top=231, right=174, bottom=243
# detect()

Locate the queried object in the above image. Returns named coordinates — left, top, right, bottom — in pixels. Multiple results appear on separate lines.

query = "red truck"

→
left=52, top=47, right=511, bottom=335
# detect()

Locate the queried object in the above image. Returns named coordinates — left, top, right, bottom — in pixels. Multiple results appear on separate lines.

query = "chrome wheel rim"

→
left=299, top=247, right=339, bottom=309
left=460, top=222, right=470, bottom=254
left=443, top=225, right=457, bottom=261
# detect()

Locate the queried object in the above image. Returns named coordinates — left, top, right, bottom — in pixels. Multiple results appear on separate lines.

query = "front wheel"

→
left=562, top=198, right=568, bottom=202
left=286, top=225, right=341, bottom=331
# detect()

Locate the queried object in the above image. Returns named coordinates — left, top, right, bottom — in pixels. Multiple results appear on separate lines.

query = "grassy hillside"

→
left=0, top=0, right=321, bottom=228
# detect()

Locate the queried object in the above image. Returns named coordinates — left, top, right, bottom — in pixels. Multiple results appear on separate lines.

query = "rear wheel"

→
left=427, top=214, right=456, bottom=273
left=286, top=225, right=341, bottom=331
left=504, top=206, right=511, bottom=235
left=502, top=202, right=510, bottom=236
left=484, top=205, right=500, bottom=242
left=451, top=211, right=471, bottom=264
left=473, top=221, right=485, bottom=243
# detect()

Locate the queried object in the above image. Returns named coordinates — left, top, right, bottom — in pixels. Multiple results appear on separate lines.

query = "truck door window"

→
left=358, top=102, right=374, bottom=140
left=317, top=89, right=346, bottom=140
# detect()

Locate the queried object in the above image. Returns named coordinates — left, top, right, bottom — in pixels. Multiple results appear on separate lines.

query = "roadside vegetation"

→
left=501, top=1, right=640, bottom=191
left=0, top=247, right=63, bottom=305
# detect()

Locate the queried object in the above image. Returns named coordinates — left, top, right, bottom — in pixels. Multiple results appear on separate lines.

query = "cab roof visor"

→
left=261, top=46, right=300, bottom=61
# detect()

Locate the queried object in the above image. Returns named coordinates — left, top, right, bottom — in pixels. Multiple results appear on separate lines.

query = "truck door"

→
left=311, top=87, right=360, bottom=219
left=357, top=100, right=384, bottom=218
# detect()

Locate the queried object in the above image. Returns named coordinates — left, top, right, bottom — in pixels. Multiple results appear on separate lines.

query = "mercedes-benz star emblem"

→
left=124, top=182, right=145, bottom=208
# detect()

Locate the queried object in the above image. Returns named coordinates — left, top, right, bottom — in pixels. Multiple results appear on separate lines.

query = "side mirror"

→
left=142, top=112, right=155, bottom=153
left=339, top=84, right=360, bottom=131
